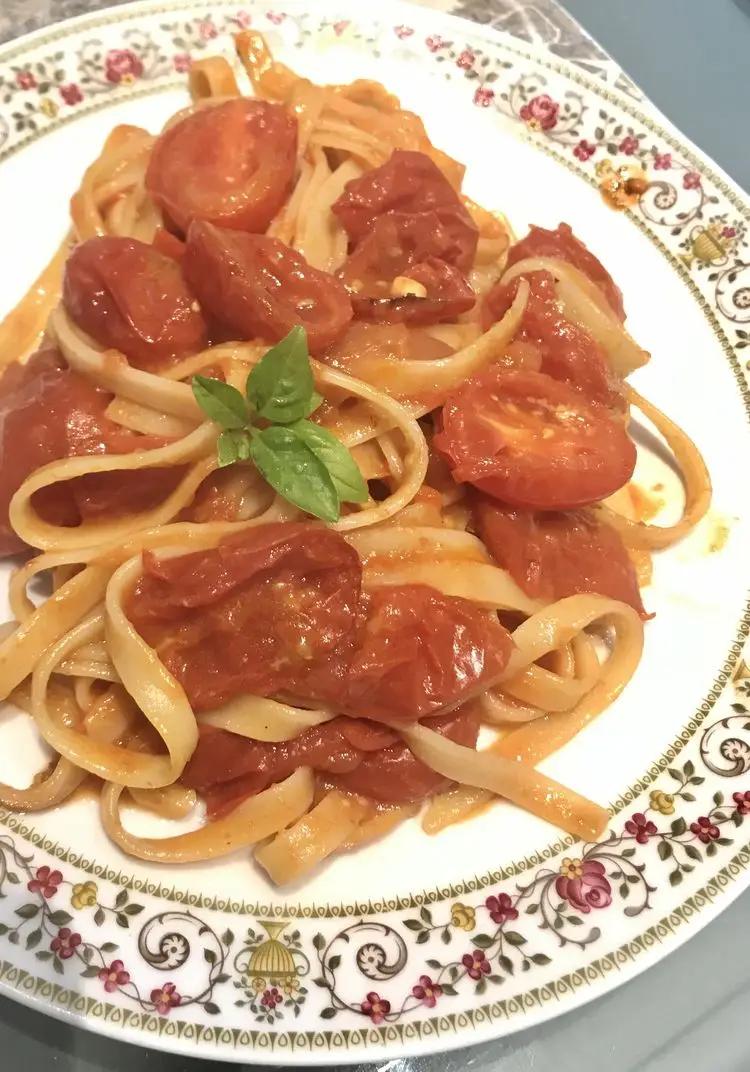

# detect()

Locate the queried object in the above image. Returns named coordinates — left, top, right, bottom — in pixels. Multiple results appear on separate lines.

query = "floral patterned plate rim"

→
left=1, top=0, right=750, bottom=1061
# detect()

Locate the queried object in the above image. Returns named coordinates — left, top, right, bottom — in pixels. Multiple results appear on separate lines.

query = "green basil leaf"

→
left=249, top=425, right=339, bottom=522
left=290, top=420, right=368, bottom=503
left=306, top=390, right=324, bottom=417
left=246, top=326, right=315, bottom=424
left=216, top=429, right=251, bottom=467
left=192, top=375, right=249, bottom=430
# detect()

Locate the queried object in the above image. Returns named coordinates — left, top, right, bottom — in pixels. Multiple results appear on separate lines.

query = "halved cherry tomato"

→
left=434, top=367, right=636, bottom=510
left=145, top=98, right=297, bottom=234
left=472, top=493, right=646, bottom=614
left=127, top=523, right=363, bottom=712
left=507, top=222, right=625, bottom=320
left=352, top=257, right=475, bottom=325
left=483, top=271, right=622, bottom=408
left=183, top=221, right=352, bottom=353
left=0, top=350, right=179, bottom=554
left=342, top=584, right=513, bottom=722
left=63, top=236, right=207, bottom=370
left=332, top=150, right=477, bottom=270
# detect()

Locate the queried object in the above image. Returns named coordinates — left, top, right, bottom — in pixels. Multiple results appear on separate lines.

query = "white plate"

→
left=0, top=0, right=749, bottom=1061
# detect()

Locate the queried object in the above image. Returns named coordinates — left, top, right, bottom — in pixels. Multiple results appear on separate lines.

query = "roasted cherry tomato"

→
left=340, top=209, right=478, bottom=292
left=63, top=236, right=207, bottom=370
left=434, top=367, right=636, bottom=510
left=145, top=98, right=297, bottom=234
left=332, top=149, right=477, bottom=270
left=507, top=222, right=625, bottom=320
left=151, top=227, right=186, bottom=261
left=472, top=493, right=645, bottom=614
left=182, top=221, right=352, bottom=353
left=184, top=707, right=479, bottom=818
left=333, top=707, right=480, bottom=804
left=482, top=271, right=622, bottom=408
left=351, top=256, right=475, bottom=325
left=127, top=523, right=363, bottom=712
left=342, top=583, right=513, bottom=722
left=0, top=350, right=179, bottom=554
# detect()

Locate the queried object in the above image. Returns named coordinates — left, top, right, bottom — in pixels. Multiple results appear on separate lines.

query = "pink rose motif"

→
left=683, top=171, right=702, bottom=190
left=473, top=86, right=495, bottom=108
left=690, top=816, right=720, bottom=843
left=624, top=812, right=657, bottom=844
left=412, top=974, right=443, bottom=1008
left=653, top=152, right=672, bottom=170
left=59, top=83, right=83, bottom=106
left=104, top=48, right=143, bottom=84
left=198, top=18, right=218, bottom=40
left=15, top=70, right=37, bottom=90
left=456, top=49, right=475, bottom=70
left=50, top=927, right=82, bottom=960
left=722, top=226, right=737, bottom=240
left=173, top=53, right=192, bottom=73
left=266, top=11, right=286, bottom=24
left=574, top=139, right=596, bottom=162
left=333, top=20, right=349, bottom=36
left=485, top=892, right=518, bottom=924
left=425, top=35, right=446, bottom=52
left=619, top=135, right=639, bottom=155
left=556, top=858, right=612, bottom=913
left=261, top=986, right=282, bottom=1008
left=394, top=25, right=414, bottom=39
left=733, top=790, right=750, bottom=814
left=150, top=981, right=181, bottom=1015
left=361, top=991, right=390, bottom=1024
left=98, top=959, right=130, bottom=993
left=519, top=93, right=559, bottom=131
left=462, top=949, right=491, bottom=980
left=234, top=10, right=252, bottom=28
left=28, top=865, right=63, bottom=898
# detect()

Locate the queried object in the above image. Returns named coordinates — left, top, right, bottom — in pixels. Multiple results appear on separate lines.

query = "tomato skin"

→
left=183, top=221, right=352, bottom=353
left=152, top=227, right=186, bottom=262
left=333, top=150, right=477, bottom=271
left=145, top=98, right=297, bottom=234
left=472, top=493, right=646, bottom=614
left=63, top=236, right=207, bottom=370
left=333, top=707, right=480, bottom=803
left=507, top=222, right=624, bottom=320
left=340, top=209, right=477, bottom=293
left=482, top=271, right=622, bottom=408
left=127, top=523, right=363, bottom=712
left=184, top=707, right=479, bottom=817
left=342, top=584, right=513, bottom=722
left=351, top=257, right=475, bottom=325
left=434, top=367, right=636, bottom=510
left=0, top=350, right=178, bottom=554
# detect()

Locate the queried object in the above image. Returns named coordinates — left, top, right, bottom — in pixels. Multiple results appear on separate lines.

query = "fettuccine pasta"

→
left=0, top=33, right=710, bottom=885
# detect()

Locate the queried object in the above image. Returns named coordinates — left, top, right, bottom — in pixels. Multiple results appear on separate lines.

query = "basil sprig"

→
left=191, top=326, right=367, bottom=523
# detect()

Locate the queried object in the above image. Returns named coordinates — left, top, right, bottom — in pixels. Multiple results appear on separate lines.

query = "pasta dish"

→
left=0, top=33, right=711, bottom=885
